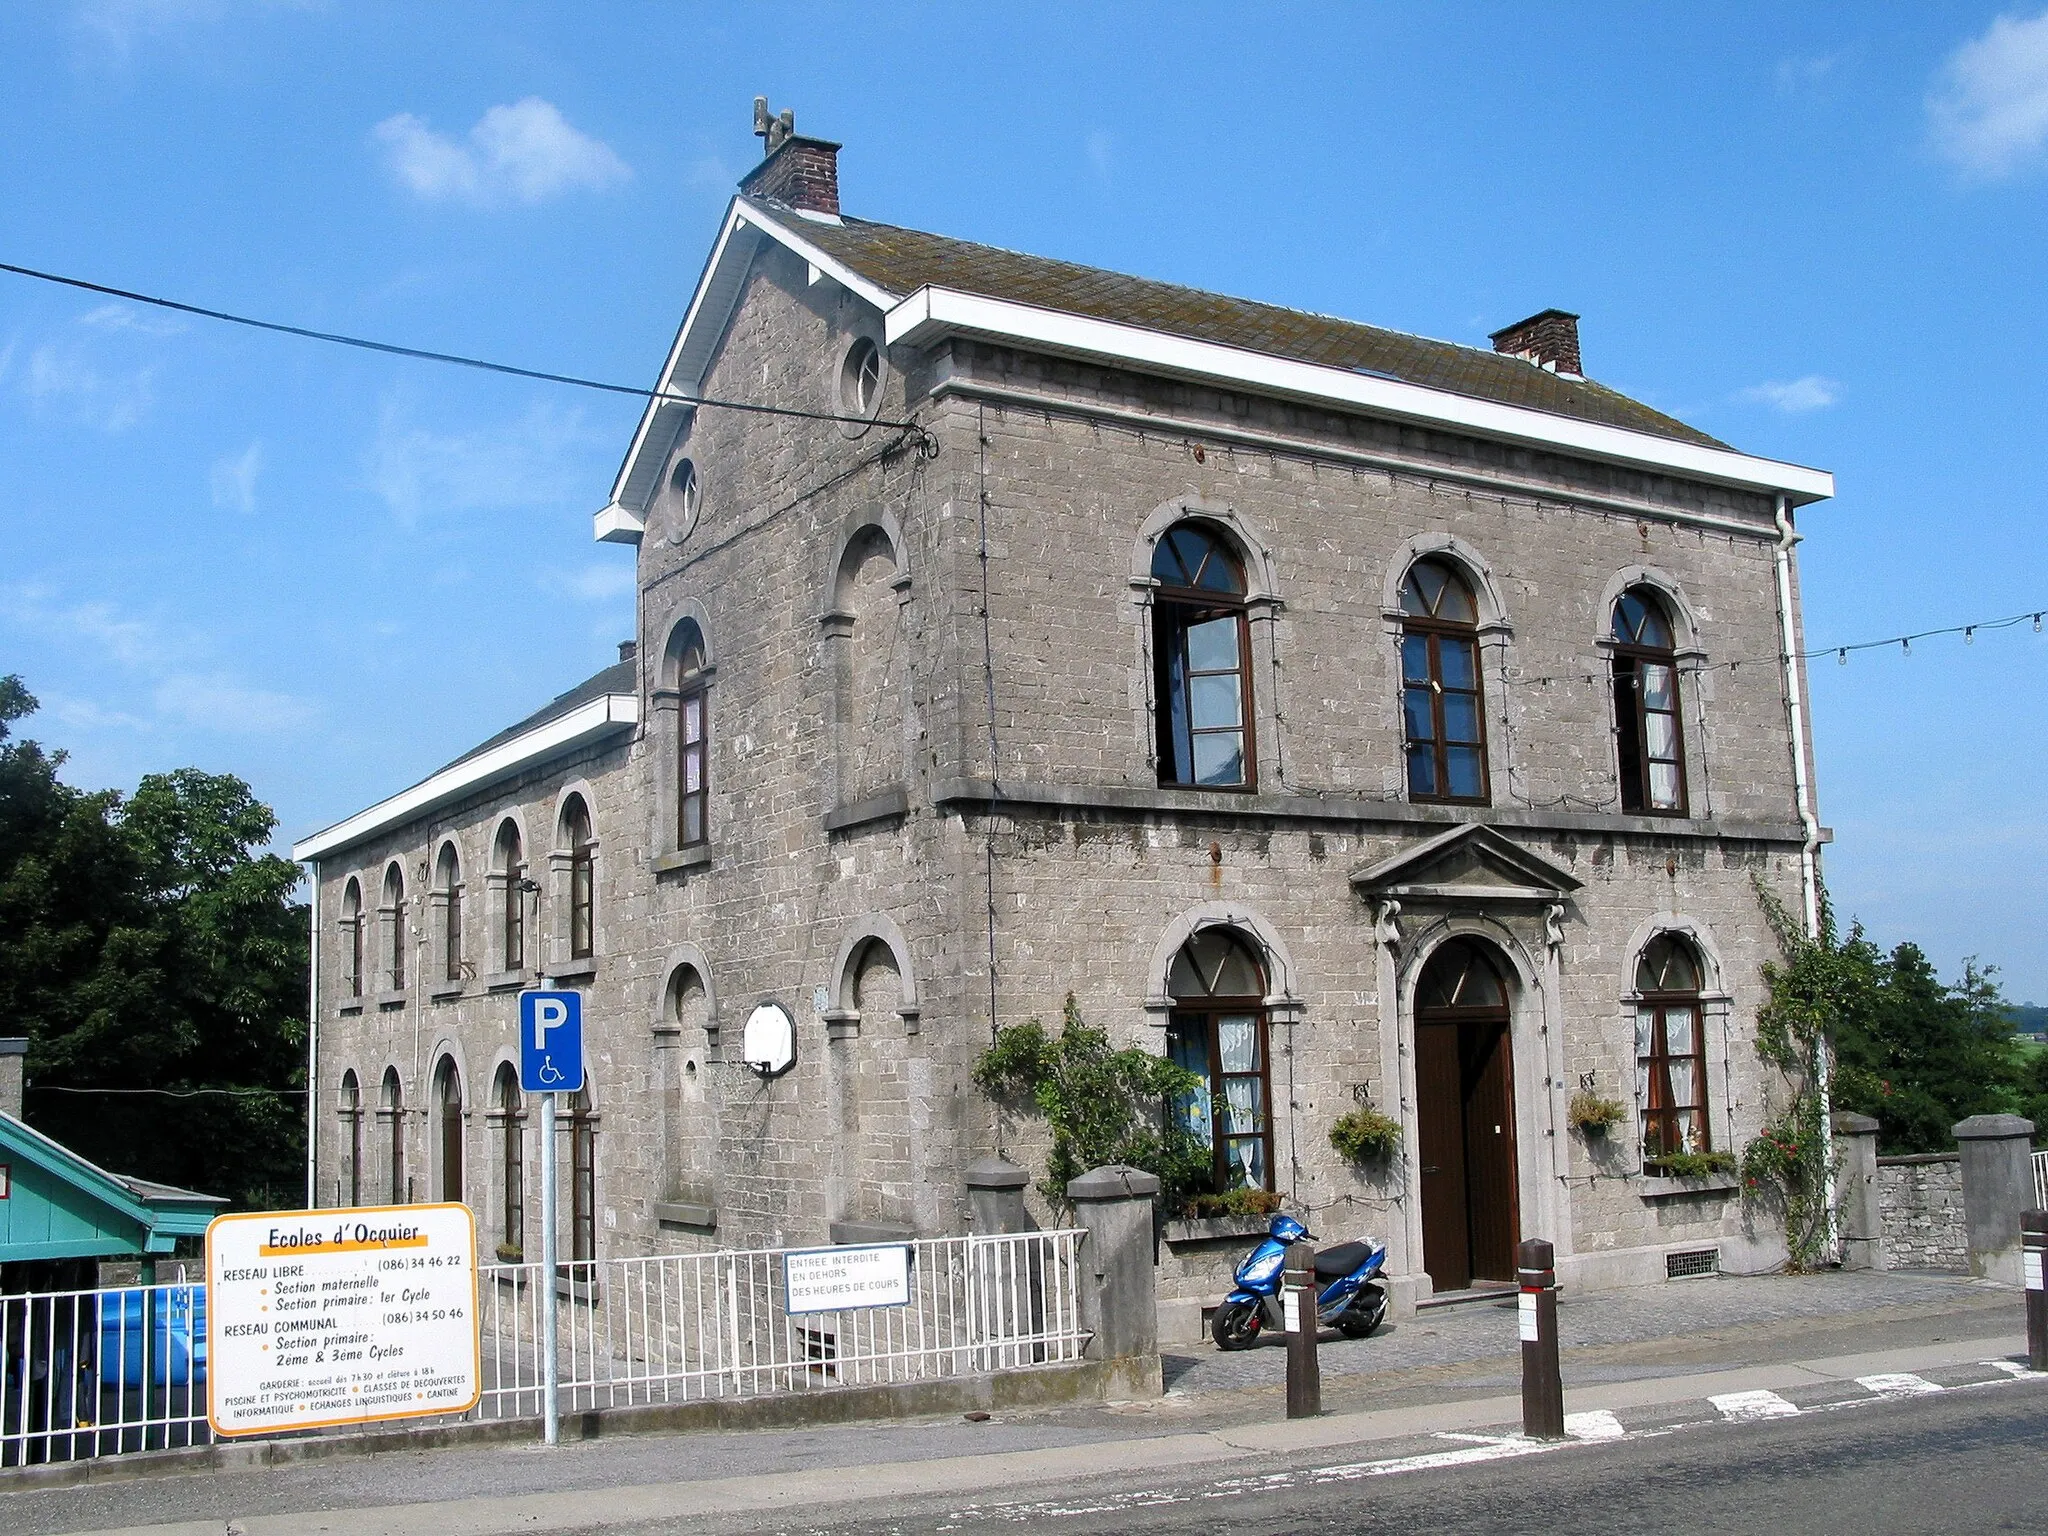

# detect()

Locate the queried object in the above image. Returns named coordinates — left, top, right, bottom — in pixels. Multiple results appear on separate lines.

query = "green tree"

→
left=0, top=677, right=307, bottom=1209
left=973, top=993, right=1210, bottom=1214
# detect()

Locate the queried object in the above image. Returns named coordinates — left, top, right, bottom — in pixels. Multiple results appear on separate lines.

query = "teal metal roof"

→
left=0, top=1112, right=226, bottom=1262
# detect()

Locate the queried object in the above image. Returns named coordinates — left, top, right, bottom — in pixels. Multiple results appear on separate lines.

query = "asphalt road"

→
left=785, top=1384, right=2048, bottom=1536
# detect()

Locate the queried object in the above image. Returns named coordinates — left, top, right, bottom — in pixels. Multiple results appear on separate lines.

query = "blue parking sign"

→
left=519, top=990, right=584, bottom=1093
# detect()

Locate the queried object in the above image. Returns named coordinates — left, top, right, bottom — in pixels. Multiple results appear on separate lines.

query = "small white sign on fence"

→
left=784, top=1243, right=912, bottom=1315
left=206, top=1203, right=480, bottom=1437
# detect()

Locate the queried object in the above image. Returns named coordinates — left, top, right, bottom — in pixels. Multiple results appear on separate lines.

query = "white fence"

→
left=1, top=1229, right=1086, bottom=1465
left=2034, top=1148, right=2047, bottom=1212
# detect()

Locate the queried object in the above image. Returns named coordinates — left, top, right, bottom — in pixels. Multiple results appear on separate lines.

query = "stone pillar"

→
left=1954, top=1114, right=2037, bottom=1286
left=1066, top=1165, right=1161, bottom=1397
left=0, top=1037, right=24, bottom=1119
left=1833, top=1112, right=1883, bottom=1271
left=965, top=1154, right=1033, bottom=1234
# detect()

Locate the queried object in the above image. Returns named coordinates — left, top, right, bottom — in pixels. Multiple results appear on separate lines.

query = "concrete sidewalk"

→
left=0, top=1269, right=2025, bottom=1536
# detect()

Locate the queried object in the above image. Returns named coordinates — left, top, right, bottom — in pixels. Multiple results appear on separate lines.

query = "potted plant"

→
left=1568, top=1090, right=1626, bottom=1137
left=1329, top=1104, right=1402, bottom=1165
left=1644, top=1149, right=1737, bottom=1179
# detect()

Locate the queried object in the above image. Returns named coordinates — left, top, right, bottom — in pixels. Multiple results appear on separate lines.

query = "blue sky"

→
left=2, top=4, right=2045, bottom=997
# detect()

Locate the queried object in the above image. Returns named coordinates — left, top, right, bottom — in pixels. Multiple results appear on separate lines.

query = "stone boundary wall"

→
left=1876, top=1152, right=1966, bottom=1271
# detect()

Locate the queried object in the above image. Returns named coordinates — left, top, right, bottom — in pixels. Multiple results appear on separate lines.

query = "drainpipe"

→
left=305, top=861, right=320, bottom=1210
left=1773, top=494, right=1835, bottom=1260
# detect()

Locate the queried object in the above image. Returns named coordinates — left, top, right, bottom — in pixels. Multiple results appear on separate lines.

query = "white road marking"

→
left=1857, top=1373, right=1942, bottom=1398
left=1984, top=1359, right=2046, bottom=1379
left=1565, top=1409, right=1627, bottom=1440
left=1709, top=1389, right=1801, bottom=1421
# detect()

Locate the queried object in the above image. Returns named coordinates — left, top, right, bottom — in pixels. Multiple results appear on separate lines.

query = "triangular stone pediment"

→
left=1349, top=823, right=1580, bottom=905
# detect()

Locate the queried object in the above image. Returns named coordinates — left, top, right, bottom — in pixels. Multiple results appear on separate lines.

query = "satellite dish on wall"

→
left=741, top=1002, right=796, bottom=1079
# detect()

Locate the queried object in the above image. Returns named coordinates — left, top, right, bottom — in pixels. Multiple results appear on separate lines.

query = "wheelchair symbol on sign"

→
left=535, top=1061, right=566, bottom=1086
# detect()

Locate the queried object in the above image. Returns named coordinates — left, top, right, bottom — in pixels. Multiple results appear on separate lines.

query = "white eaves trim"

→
left=886, top=287, right=1836, bottom=504
left=292, top=694, right=639, bottom=864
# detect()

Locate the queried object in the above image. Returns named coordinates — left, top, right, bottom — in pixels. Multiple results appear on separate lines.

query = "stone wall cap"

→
left=1831, top=1111, right=1880, bottom=1134
left=1952, top=1113, right=2036, bottom=1140
left=964, top=1154, right=1031, bottom=1190
left=1066, top=1164, right=1162, bottom=1201
left=0, top=1038, right=25, bottom=1057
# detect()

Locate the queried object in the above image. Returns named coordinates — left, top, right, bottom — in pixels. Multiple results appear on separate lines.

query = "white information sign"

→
left=784, top=1243, right=911, bottom=1315
left=1518, top=1290, right=1540, bottom=1342
left=206, top=1203, right=480, bottom=1437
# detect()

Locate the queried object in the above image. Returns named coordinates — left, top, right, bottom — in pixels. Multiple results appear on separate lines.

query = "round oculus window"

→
left=838, top=337, right=883, bottom=430
left=667, top=456, right=700, bottom=546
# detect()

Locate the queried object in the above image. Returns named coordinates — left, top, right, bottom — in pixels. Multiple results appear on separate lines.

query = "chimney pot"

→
left=1489, top=309, right=1582, bottom=377
left=740, top=101, right=841, bottom=216
left=618, top=640, right=638, bottom=665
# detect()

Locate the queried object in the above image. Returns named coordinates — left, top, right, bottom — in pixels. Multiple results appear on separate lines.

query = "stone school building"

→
left=295, top=110, right=1834, bottom=1335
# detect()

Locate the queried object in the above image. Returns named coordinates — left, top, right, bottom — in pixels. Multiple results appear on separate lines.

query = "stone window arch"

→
left=1609, top=585, right=1689, bottom=816
left=380, top=1065, right=406, bottom=1205
left=826, top=915, right=921, bottom=1038
left=340, top=877, right=364, bottom=1000
left=379, top=862, right=407, bottom=992
left=492, top=817, right=528, bottom=975
left=568, top=1086, right=598, bottom=1265
left=822, top=510, right=910, bottom=812
left=490, top=1062, right=524, bottom=1259
left=550, top=785, right=598, bottom=966
left=337, top=1068, right=363, bottom=1206
left=433, top=1053, right=464, bottom=1203
left=1164, top=927, right=1273, bottom=1192
left=652, top=605, right=717, bottom=865
left=1620, top=914, right=1734, bottom=1164
left=433, top=839, right=465, bottom=985
left=1397, top=556, right=1489, bottom=804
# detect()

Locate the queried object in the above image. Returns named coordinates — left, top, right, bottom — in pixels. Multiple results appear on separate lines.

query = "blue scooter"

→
left=1211, top=1213, right=1388, bottom=1351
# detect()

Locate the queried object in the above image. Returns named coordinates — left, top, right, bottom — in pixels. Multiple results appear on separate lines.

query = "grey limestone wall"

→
left=1877, top=1154, right=1967, bottom=1271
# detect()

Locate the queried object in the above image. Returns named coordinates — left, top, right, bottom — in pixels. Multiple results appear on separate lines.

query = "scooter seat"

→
left=1314, top=1241, right=1377, bottom=1279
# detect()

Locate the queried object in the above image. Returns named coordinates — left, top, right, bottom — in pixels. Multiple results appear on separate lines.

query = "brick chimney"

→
left=739, top=97, right=840, bottom=216
left=1489, top=309, right=1582, bottom=377
left=618, top=639, right=637, bottom=665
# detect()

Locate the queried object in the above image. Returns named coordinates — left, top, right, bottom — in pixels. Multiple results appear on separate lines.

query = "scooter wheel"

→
left=1211, top=1298, right=1264, bottom=1351
left=1333, top=1293, right=1386, bottom=1339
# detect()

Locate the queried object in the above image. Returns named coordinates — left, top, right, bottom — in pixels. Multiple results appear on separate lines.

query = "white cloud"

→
left=79, top=302, right=186, bottom=337
left=1776, top=53, right=1837, bottom=98
left=48, top=695, right=152, bottom=732
left=1929, top=9, right=2048, bottom=178
left=366, top=400, right=594, bottom=524
left=1736, top=375, right=1840, bottom=413
left=1, top=584, right=159, bottom=666
left=210, top=441, right=263, bottom=514
left=374, top=98, right=630, bottom=207
left=20, top=344, right=155, bottom=431
left=153, top=672, right=318, bottom=733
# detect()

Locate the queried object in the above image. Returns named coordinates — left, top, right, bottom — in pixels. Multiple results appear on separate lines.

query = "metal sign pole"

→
left=540, top=1089, right=559, bottom=1446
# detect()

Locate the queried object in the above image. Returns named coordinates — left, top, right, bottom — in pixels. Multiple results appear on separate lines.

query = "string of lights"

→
left=1518, top=606, right=2047, bottom=690
left=0, top=258, right=936, bottom=442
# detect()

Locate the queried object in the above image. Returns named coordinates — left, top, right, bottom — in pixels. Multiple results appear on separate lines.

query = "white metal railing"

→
left=472, top=1229, right=1087, bottom=1419
left=2, top=1282, right=210, bottom=1467
left=2033, top=1148, right=2046, bottom=1212
left=0, top=1229, right=1086, bottom=1464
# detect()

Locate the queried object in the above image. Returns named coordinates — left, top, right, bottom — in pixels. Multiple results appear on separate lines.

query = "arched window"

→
left=494, top=1064, right=524, bottom=1260
left=495, top=821, right=526, bottom=973
left=562, top=796, right=596, bottom=960
left=1611, top=588, right=1687, bottom=815
left=435, top=1058, right=463, bottom=1204
left=382, top=1067, right=405, bottom=1205
left=671, top=625, right=710, bottom=848
left=1400, top=558, right=1488, bottom=804
left=381, top=864, right=407, bottom=991
left=338, top=1070, right=362, bottom=1207
left=1151, top=524, right=1254, bottom=789
left=1165, top=929, right=1271, bottom=1191
left=569, top=1089, right=597, bottom=1266
left=1635, top=934, right=1708, bottom=1162
left=436, top=843, right=463, bottom=984
left=341, top=878, right=364, bottom=999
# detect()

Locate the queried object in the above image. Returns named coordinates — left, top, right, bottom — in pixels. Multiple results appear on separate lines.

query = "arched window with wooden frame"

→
left=338, top=1070, right=362, bottom=1207
left=1399, top=558, right=1489, bottom=804
left=672, top=626, right=710, bottom=849
left=381, top=863, right=407, bottom=991
left=568, top=1088, right=597, bottom=1266
left=434, top=1057, right=464, bottom=1204
left=1151, top=524, right=1254, bottom=789
left=494, top=820, right=526, bottom=974
left=1611, top=587, right=1687, bottom=815
left=562, top=796, right=596, bottom=961
left=435, top=842, right=464, bottom=984
left=341, top=878, right=364, bottom=999
left=381, top=1066, right=406, bottom=1205
left=1165, top=929, right=1272, bottom=1191
left=1634, top=934, right=1708, bottom=1162
left=494, top=1064, right=524, bottom=1260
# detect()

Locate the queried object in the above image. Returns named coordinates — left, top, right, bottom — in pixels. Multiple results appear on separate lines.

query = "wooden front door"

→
left=1414, top=940, right=1520, bottom=1291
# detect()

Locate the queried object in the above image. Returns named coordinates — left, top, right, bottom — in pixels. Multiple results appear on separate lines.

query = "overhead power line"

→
left=0, top=258, right=932, bottom=439
left=29, top=1084, right=307, bottom=1099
